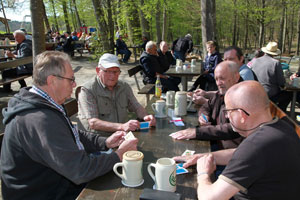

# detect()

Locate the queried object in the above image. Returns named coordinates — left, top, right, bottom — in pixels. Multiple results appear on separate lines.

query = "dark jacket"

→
left=139, top=39, right=148, bottom=51
left=14, top=39, right=33, bottom=75
left=1, top=88, right=120, bottom=200
left=171, top=37, right=193, bottom=53
left=196, top=91, right=243, bottom=149
left=116, top=39, right=128, bottom=51
left=204, top=51, right=223, bottom=78
left=157, top=49, right=175, bottom=73
left=63, top=36, right=74, bottom=53
left=140, top=51, right=160, bottom=84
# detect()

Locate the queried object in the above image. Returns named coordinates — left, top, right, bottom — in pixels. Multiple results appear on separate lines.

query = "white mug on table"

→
left=151, top=100, right=167, bottom=118
left=113, top=151, right=144, bottom=187
left=147, top=157, right=176, bottom=192
left=166, top=91, right=175, bottom=106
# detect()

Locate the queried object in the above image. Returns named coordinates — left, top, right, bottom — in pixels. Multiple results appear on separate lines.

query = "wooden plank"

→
left=128, top=65, right=142, bottom=77
left=0, top=56, right=33, bottom=71
left=138, top=84, right=155, bottom=95
left=0, top=75, right=31, bottom=86
left=64, top=98, right=78, bottom=117
left=270, top=101, right=300, bottom=137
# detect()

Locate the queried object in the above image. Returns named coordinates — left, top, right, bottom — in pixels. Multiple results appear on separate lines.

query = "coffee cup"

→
left=113, top=151, right=144, bottom=187
left=147, top=158, right=176, bottom=192
left=174, top=91, right=192, bottom=116
left=166, top=91, right=175, bottom=106
left=151, top=100, right=167, bottom=118
left=191, top=59, right=196, bottom=67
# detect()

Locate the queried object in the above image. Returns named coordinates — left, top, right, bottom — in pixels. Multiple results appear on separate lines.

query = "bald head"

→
left=214, top=61, right=240, bottom=95
left=225, top=81, right=269, bottom=113
left=160, top=41, right=168, bottom=53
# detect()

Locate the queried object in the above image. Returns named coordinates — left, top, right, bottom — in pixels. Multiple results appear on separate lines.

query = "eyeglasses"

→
left=101, top=69, right=121, bottom=75
left=223, top=108, right=250, bottom=118
left=53, top=75, right=76, bottom=83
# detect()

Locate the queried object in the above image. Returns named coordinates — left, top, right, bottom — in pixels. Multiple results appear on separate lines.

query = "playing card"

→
left=176, top=163, right=189, bottom=175
left=181, top=149, right=195, bottom=156
left=140, top=122, right=150, bottom=129
left=124, top=131, right=136, bottom=140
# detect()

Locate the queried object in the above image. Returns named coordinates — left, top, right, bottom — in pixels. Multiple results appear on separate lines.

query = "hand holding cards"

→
left=124, top=131, right=136, bottom=140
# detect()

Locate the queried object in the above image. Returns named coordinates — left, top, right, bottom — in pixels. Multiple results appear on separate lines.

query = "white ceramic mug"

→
left=151, top=100, right=167, bottom=118
left=176, top=59, right=182, bottom=67
left=174, top=91, right=192, bottom=116
left=191, top=59, right=196, bottom=67
left=147, top=158, right=176, bottom=192
left=166, top=91, right=175, bottom=106
left=113, top=151, right=144, bottom=187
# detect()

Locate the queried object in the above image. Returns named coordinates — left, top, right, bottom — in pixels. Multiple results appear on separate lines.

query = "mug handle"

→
left=187, top=96, right=193, bottom=109
left=147, top=163, right=156, bottom=182
left=113, top=162, right=124, bottom=180
left=151, top=103, right=156, bottom=112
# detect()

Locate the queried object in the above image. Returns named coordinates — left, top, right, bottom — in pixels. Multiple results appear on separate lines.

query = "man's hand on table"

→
left=173, top=154, right=205, bottom=168
left=106, top=131, right=126, bottom=149
left=115, top=138, right=138, bottom=161
left=143, top=114, right=156, bottom=126
left=169, top=128, right=196, bottom=140
left=120, top=120, right=140, bottom=131
left=197, top=154, right=216, bottom=176
left=5, top=50, right=15, bottom=58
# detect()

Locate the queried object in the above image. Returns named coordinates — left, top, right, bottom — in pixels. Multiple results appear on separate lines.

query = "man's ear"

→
left=240, top=110, right=248, bottom=124
left=46, top=75, right=55, bottom=86
left=96, top=67, right=100, bottom=74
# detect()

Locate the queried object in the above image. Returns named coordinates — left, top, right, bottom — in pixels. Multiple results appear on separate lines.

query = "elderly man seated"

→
left=174, top=81, right=300, bottom=200
left=78, top=53, right=155, bottom=136
left=140, top=41, right=180, bottom=92
left=2, top=29, right=33, bottom=92
left=170, top=61, right=242, bottom=150
left=1, top=51, right=138, bottom=199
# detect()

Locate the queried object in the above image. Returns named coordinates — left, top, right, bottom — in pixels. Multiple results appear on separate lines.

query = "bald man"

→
left=170, top=61, right=242, bottom=149
left=174, top=81, right=300, bottom=200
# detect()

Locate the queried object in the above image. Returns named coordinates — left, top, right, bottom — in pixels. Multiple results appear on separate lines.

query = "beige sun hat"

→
left=261, top=42, right=281, bottom=56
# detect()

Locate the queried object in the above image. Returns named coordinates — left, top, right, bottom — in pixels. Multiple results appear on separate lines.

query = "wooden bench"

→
left=128, top=65, right=155, bottom=104
left=0, top=56, right=33, bottom=86
left=270, top=101, right=300, bottom=137
left=73, top=41, right=86, bottom=57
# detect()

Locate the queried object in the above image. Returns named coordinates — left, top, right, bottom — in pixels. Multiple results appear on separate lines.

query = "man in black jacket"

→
left=3, top=29, right=33, bottom=92
left=116, top=35, right=132, bottom=63
left=171, top=33, right=193, bottom=62
left=1, top=51, right=138, bottom=200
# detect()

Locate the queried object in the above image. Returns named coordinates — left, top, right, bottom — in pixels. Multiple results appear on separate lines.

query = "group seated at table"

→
left=77, top=53, right=155, bottom=136
left=140, top=40, right=180, bottom=92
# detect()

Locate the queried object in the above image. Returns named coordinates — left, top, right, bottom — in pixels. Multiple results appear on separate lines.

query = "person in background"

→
left=2, top=30, right=33, bottom=92
left=116, top=35, right=132, bottom=63
left=247, top=48, right=264, bottom=68
left=78, top=53, right=156, bottom=135
left=157, top=41, right=176, bottom=73
left=173, top=81, right=300, bottom=200
left=1, top=51, right=138, bottom=199
left=71, top=32, right=79, bottom=41
left=224, top=46, right=255, bottom=81
left=62, top=32, right=74, bottom=56
left=171, top=33, right=193, bottom=62
left=139, top=36, right=149, bottom=51
left=189, top=41, right=222, bottom=91
left=140, top=41, right=180, bottom=92
left=20, top=28, right=32, bottom=40
left=252, top=41, right=292, bottom=112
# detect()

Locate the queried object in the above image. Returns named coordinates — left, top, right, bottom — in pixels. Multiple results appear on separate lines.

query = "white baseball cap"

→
left=98, top=53, right=120, bottom=69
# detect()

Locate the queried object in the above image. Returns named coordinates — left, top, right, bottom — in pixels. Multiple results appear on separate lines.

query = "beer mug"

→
left=174, top=91, right=192, bottom=116
left=147, top=158, right=176, bottom=192
left=191, top=59, right=196, bottom=67
left=113, top=151, right=144, bottom=187
left=151, top=100, right=167, bottom=118
left=166, top=91, right=175, bottom=106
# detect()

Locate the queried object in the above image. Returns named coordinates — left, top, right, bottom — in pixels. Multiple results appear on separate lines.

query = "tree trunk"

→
left=278, top=1, right=285, bottom=52
left=0, top=0, right=10, bottom=33
left=162, top=2, right=167, bottom=41
left=282, top=6, right=287, bottom=53
left=258, top=0, right=265, bottom=48
left=107, top=0, right=115, bottom=53
left=62, top=0, right=71, bottom=33
left=296, top=6, right=300, bottom=55
left=155, top=1, right=162, bottom=43
left=201, top=0, right=217, bottom=57
left=232, top=0, right=237, bottom=46
left=30, top=0, right=46, bottom=61
left=72, top=0, right=82, bottom=30
left=69, top=0, right=77, bottom=31
left=288, top=7, right=295, bottom=54
left=41, top=1, right=50, bottom=32
left=50, top=0, right=59, bottom=32
left=138, top=0, right=150, bottom=39
left=243, top=1, right=249, bottom=50
left=91, top=0, right=110, bottom=52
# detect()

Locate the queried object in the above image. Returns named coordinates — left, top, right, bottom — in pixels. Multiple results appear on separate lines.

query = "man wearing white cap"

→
left=251, top=41, right=292, bottom=112
left=78, top=53, right=155, bottom=136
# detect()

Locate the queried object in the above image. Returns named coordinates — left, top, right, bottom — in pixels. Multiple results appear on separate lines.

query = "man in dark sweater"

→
left=1, top=51, right=138, bottom=200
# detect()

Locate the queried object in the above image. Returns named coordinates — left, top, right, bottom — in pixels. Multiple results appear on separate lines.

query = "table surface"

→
left=165, top=65, right=202, bottom=76
left=77, top=100, right=210, bottom=200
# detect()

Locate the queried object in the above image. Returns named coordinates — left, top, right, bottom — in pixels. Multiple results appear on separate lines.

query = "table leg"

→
left=134, top=47, right=137, bottom=63
left=181, top=76, right=187, bottom=91
left=291, top=91, right=297, bottom=119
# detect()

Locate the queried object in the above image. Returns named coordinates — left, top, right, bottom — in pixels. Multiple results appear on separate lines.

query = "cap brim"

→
left=261, top=47, right=281, bottom=56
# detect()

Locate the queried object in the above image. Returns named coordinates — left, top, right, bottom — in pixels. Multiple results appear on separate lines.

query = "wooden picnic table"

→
left=77, top=97, right=210, bottom=200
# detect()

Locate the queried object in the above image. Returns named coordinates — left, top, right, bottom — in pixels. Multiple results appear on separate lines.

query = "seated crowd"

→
left=0, top=32, right=299, bottom=200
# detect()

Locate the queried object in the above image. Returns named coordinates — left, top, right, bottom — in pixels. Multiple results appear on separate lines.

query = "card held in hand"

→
left=124, top=131, right=136, bottom=140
